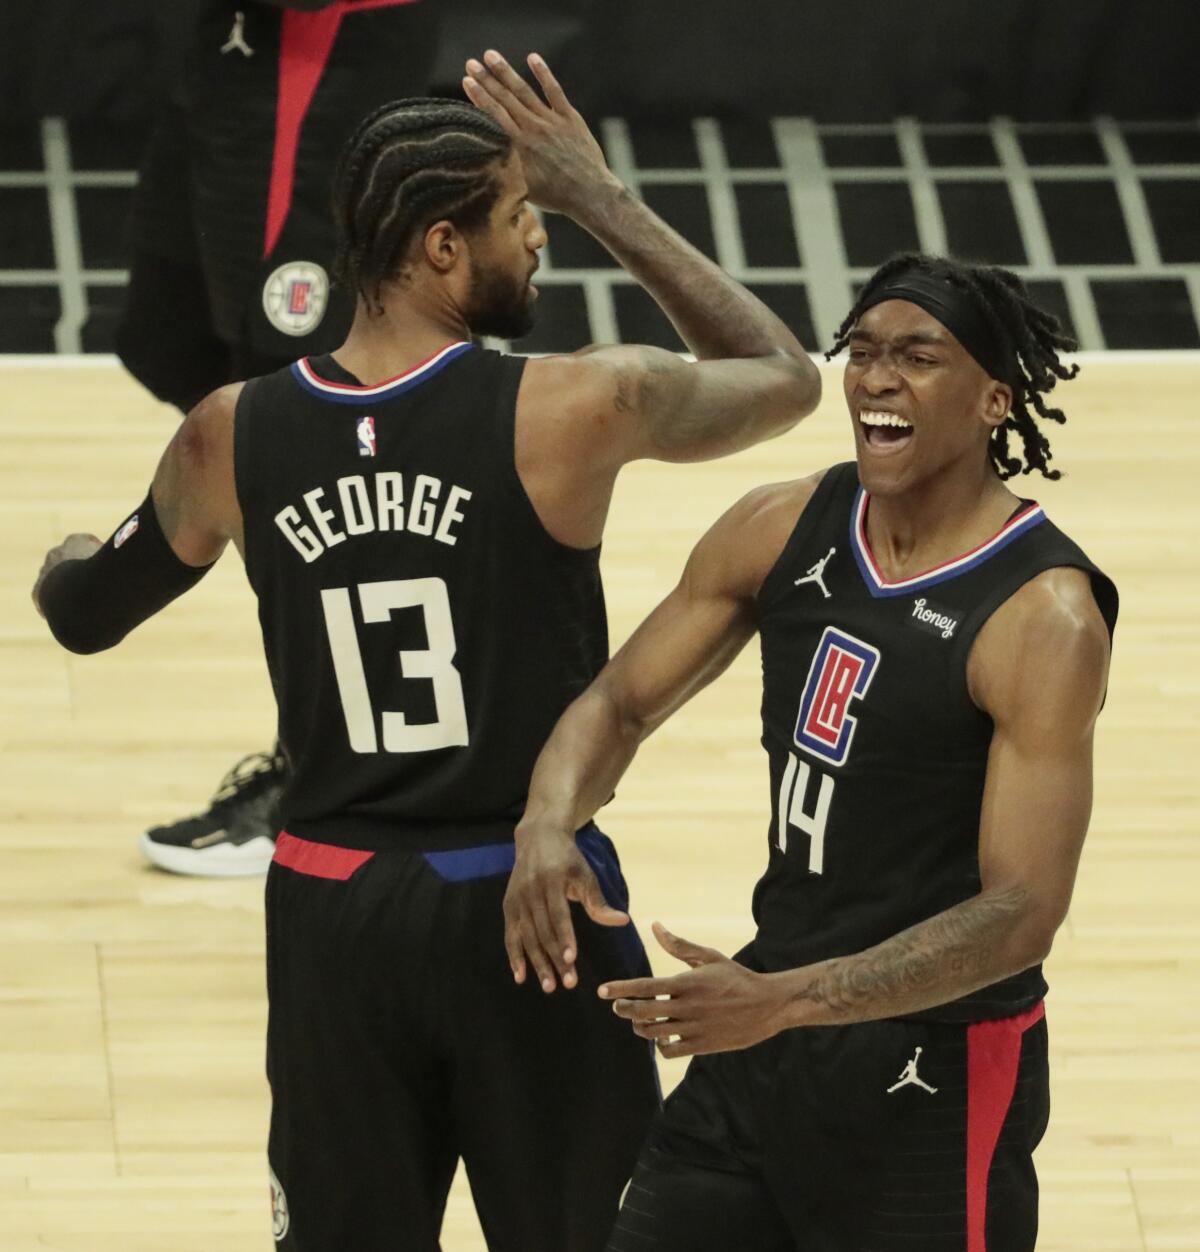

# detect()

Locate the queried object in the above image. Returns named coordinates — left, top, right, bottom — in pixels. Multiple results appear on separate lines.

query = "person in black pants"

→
left=118, top=0, right=439, bottom=875
left=35, top=54, right=821, bottom=1247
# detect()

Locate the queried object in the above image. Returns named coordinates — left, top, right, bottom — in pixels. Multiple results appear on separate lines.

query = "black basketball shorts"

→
left=264, top=824, right=660, bottom=1252
left=606, top=988, right=1049, bottom=1252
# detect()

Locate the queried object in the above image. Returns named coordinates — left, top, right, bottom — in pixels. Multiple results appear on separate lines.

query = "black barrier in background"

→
left=539, top=0, right=1200, bottom=121
left=4, top=0, right=1200, bottom=125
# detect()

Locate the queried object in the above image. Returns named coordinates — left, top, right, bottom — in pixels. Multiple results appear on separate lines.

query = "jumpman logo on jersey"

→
left=794, top=547, right=836, bottom=599
left=221, top=11, right=255, bottom=57
left=886, top=1046, right=938, bottom=1095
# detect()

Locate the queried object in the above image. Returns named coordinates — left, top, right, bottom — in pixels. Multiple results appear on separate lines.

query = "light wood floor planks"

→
left=1, top=358, right=1197, bottom=1249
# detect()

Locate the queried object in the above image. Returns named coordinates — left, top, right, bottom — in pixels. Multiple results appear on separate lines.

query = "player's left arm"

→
left=33, top=385, right=243, bottom=655
left=603, top=567, right=1112, bottom=1057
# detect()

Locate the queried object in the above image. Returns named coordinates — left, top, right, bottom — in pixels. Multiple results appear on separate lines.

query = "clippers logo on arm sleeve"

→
left=793, top=626, right=881, bottom=767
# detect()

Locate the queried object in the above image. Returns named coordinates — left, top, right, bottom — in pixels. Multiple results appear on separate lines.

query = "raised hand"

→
left=504, top=823, right=630, bottom=993
left=463, top=50, right=614, bottom=216
left=600, top=922, right=789, bottom=1058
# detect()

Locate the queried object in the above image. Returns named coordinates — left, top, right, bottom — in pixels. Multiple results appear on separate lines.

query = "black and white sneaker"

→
left=139, top=749, right=285, bottom=877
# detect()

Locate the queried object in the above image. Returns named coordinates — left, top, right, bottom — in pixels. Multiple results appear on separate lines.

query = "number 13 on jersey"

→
left=321, top=577, right=469, bottom=753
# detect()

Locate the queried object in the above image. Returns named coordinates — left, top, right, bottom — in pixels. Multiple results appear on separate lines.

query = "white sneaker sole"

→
left=139, top=832, right=276, bottom=878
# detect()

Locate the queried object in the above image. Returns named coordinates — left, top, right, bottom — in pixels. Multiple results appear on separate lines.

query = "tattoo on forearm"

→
left=612, top=347, right=792, bottom=454
left=791, top=885, right=1032, bottom=1021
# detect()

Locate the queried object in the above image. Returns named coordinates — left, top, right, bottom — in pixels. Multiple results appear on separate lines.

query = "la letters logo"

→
left=793, top=626, right=881, bottom=766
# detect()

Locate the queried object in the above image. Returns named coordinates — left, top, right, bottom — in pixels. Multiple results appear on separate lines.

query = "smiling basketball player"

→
left=506, top=253, right=1118, bottom=1251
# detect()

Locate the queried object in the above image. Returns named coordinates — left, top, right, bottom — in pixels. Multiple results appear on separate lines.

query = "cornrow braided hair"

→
left=826, top=253, right=1079, bottom=480
left=332, top=97, right=512, bottom=312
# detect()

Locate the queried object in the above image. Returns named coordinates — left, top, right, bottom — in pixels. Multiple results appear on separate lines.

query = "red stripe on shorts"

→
left=966, top=1000, right=1046, bottom=1252
left=273, top=831, right=374, bottom=880
left=265, top=0, right=423, bottom=259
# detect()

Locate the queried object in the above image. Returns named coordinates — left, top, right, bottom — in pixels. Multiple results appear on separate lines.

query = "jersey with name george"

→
left=752, top=461, right=1118, bottom=1022
left=234, top=343, right=608, bottom=850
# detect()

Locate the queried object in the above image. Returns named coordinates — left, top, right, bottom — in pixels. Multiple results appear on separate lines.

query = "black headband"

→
left=857, top=269, right=1016, bottom=384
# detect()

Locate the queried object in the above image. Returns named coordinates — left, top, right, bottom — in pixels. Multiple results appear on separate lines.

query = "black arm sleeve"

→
left=39, top=491, right=218, bottom=656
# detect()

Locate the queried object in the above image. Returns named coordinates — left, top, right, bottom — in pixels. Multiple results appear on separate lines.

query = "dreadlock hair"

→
left=332, top=98, right=513, bottom=313
left=826, top=253, right=1079, bottom=480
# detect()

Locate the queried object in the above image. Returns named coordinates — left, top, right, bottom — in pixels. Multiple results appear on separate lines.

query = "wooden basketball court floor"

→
left=1, top=356, right=1197, bottom=1250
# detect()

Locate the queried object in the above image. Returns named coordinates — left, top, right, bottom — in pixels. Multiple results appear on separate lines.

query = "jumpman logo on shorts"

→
left=794, top=546, right=836, bottom=599
left=886, top=1046, right=938, bottom=1095
left=221, top=11, right=255, bottom=57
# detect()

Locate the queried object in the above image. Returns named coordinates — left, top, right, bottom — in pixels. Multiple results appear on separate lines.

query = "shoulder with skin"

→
left=175, top=383, right=241, bottom=468
left=688, top=471, right=827, bottom=603
left=517, top=347, right=667, bottom=457
left=155, top=383, right=244, bottom=557
left=968, top=565, right=1111, bottom=732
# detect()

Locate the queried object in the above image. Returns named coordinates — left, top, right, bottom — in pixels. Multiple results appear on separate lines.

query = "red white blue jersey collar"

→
left=850, top=487, right=1046, bottom=598
left=291, top=341, right=474, bottom=405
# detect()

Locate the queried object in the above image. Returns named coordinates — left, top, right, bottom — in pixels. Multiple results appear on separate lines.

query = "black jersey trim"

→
left=290, top=341, right=474, bottom=405
left=850, top=487, right=1047, bottom=598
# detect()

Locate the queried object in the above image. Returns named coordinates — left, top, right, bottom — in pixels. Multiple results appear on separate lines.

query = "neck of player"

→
left=865, top=456, right=1020, bottom=581
left=332, top=287, right=473, bottom=387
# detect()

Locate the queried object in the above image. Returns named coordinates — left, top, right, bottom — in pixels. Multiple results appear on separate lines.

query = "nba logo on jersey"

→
left=287, top=280, right=312, bottom=317
left=356, top=415, right=377, bottom=458
left=793, top=626, right=880, bottom=766
left=113, top=515, right=139, bottom=549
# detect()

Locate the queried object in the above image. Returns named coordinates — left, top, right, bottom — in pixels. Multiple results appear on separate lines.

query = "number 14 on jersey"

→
left=777, top=752, right=834, bottom=874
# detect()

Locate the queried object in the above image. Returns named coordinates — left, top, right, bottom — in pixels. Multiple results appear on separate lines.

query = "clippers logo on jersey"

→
left=287, top=280, right=312, bottom=317
left=793, top=626, right=881, bottom=767
left=356, top=415, right=377, bottom=458
left=262, top=260, right=329, bottom=337
left=113, top=515, right=139, bottom=549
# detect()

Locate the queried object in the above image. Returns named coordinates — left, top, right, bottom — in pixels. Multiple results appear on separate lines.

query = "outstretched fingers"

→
left=527, top=893, right=565, bottom=992
left=502, top=922, right=528, bottom=986
left=544, top=885, right=580, bottom=989
left=527, top=53, right=572, bottom=114
left=570, top=867, right=630, bottom=929
left=652, top=921, right=724, bottom=968
left=462, top=68, right=519, bottom=136
left=481, top=49, right=550, bottom=117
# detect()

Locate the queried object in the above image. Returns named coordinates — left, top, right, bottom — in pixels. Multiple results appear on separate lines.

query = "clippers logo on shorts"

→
left=793, top=626, right=881, bottom=767
left=113, top=515, right=139, bottom=549
left=356, top=415, right=377, bottom=458
left=262, top=260, right=329, bottom=337
left=269, top=1164, right=289, bottom=1241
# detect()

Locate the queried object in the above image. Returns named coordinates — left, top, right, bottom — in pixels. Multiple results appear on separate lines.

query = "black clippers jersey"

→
left=753, top=463, right=1118, bottom=1021
left=235, top=345, right=608, bottom=849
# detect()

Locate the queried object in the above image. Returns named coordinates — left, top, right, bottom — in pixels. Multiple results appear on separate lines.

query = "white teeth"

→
left=859, top=410, right=913, bottom=429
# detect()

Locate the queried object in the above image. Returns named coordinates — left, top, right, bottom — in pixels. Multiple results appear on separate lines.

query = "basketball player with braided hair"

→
left=509, top=254, right=1117, bottom=1250
left=33, top=52, right=821, bottom=1251
left=126, top=0, right=441, bottom=878
left=827, top=251, right=1079, bottom=482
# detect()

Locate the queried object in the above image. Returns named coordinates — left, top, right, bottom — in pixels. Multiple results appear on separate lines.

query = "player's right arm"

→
left=505, top=479, right=816, bottom=992
left=464, top=52, right=820, bottom=543
left=33, top=385, right=243, bottom=654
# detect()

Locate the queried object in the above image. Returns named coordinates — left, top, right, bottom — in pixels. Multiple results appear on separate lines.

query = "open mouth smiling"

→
left=859, top=408, right=915, bottom=452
